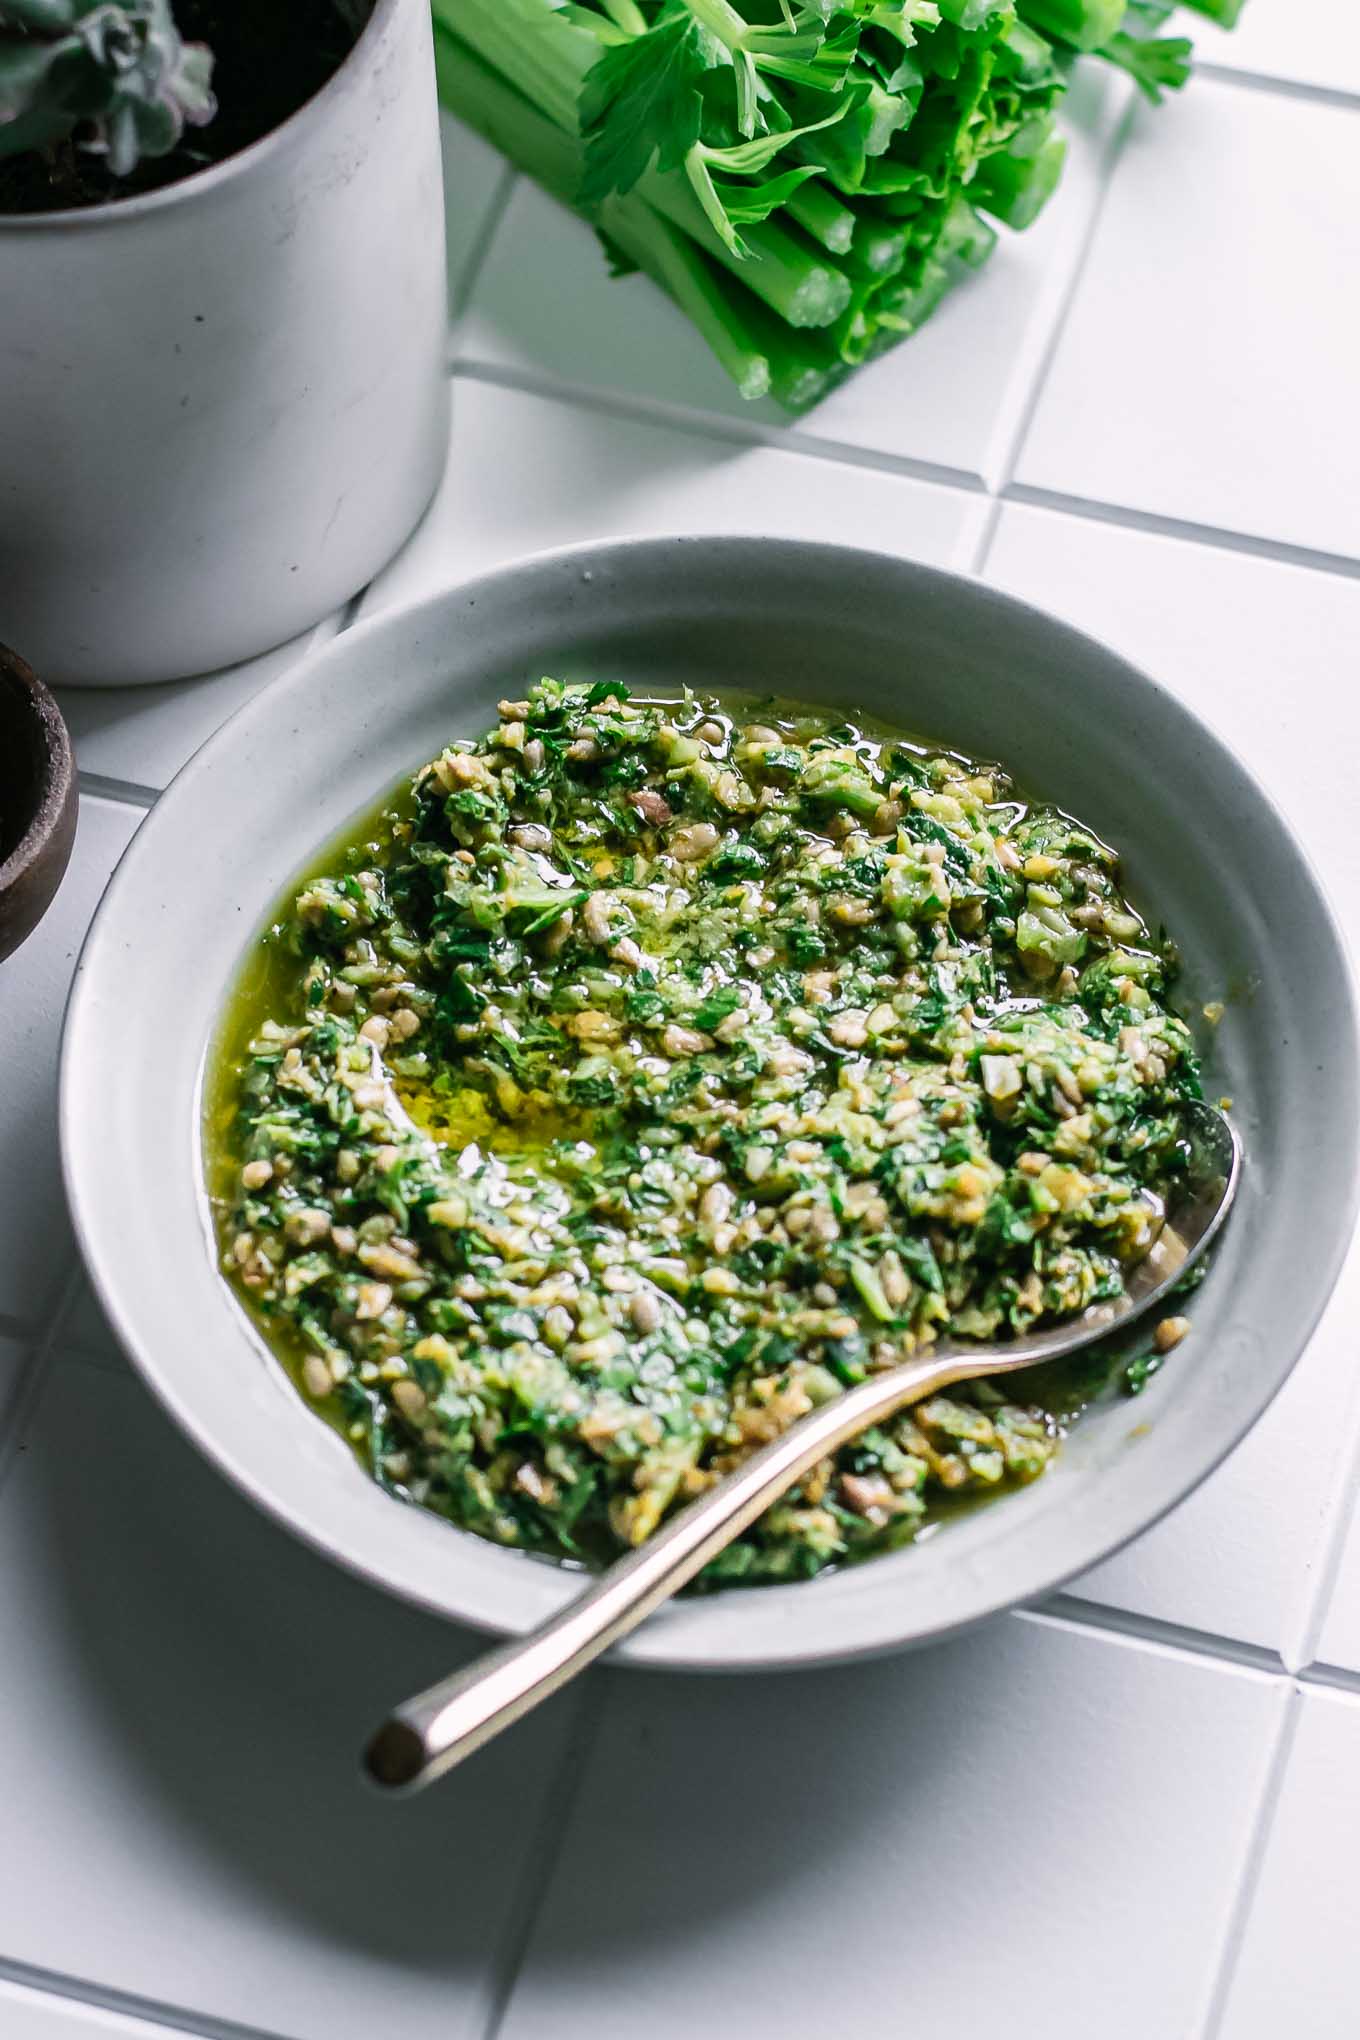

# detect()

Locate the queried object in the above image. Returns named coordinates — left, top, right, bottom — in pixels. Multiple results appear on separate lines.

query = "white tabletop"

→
left=4, top=12, right=1360, bottom=2035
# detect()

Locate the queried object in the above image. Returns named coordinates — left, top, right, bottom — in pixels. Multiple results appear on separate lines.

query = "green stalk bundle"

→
left=433, top=0, right=1244, bottom=411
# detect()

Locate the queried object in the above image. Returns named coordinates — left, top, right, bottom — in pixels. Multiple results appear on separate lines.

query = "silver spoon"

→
left=365, top=1100, right=1240, bottom=1794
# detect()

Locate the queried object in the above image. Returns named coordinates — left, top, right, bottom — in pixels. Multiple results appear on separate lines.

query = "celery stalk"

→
left=433, top=0, right=598, bottom=130
left=971, top=129, right=1067, bottom=230
left=435, top=27, right=841, bottom=404
left=1016, top=0, right=1129, bottom=51
left=442, top=0, right=850, bottom=331
left=786, top=178, right=857, bottom=256
left=431, top=0, right=1247, bottom=411
left=639, top=167, right=852, bottom=328
left=847, top=214, right=911, bottom=277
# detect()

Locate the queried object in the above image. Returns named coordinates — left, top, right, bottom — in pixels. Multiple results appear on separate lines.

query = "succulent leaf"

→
left=0, top=0, right=216, bottom=175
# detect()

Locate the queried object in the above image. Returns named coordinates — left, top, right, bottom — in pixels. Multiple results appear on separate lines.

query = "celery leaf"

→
left=579, top=12, right=710, bottom=205
left=1098, top=29, right=1192, bottom=100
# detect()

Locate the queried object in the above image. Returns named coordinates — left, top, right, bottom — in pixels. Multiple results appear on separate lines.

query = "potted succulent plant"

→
left=0, top=0, right=449, bottom=687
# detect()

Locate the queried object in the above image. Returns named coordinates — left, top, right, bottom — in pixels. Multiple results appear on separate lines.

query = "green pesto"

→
left=208, top=681, right=1201, bottom=1585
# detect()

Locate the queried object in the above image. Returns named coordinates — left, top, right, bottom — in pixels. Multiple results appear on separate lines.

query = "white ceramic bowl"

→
left=62, top=538, right=1359, bottom=1670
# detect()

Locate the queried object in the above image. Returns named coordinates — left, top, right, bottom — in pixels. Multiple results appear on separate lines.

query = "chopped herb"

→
left=211, top=679, right=1204, bottom=1583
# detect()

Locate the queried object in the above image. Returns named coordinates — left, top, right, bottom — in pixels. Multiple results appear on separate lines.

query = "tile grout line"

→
left=451, top=355, right=989, bottom=496
left=1001, top=481, right=1360, bottom=583
left=983, top=90, right=1137, bottom=497
left=1195, top=60, right=1360, bottom=115
left=1256, top=1659, right=1360, bottom=1703
left=448, top=357, right=1360, bottom=587
left=447, top=166, right=519, bottom=371
left=1299, top=1658, right=1360, bottom=1699
left=309, top=607, right=353, bottom=650
left=0, top=1326, right=41, bottom=1504
left=79, top=769, right=160, bottom=810
left=0, top=1957, right=296, bottom=2040
left=0, top=1262, right=84, bottom=1505
left=1196, top=1681, right=1304, bottom=2040
left=1287, top=1408, right=1360, bottom=1676
left=336, top=583, right=372, bottom=635
left=1028, top=1596, right=1286, bottom=1680
left=966, top=493, right=1005, bottom=579
left=1039, top=1598, right=1360, bottom=1701
left=1032, top=1595, right=1360, bottom=1700
left=482, top=1675, right=606, bottom=2040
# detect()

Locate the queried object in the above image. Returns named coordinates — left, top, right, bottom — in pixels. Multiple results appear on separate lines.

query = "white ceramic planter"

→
left=0, top=0, right=450, bottom=687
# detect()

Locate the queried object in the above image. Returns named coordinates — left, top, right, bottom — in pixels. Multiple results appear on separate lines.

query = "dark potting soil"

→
left=0, top=0, right=375, bottom=216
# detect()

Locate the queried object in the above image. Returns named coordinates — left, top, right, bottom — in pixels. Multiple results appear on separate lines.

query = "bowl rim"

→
left=0, top=641, right=75, bottom=891
left=59, top=533, right=1360, bottom=1670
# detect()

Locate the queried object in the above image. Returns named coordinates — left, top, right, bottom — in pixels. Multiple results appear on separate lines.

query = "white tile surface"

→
left=794, top=68, right=1130, bottom=485
left=455, top=68, right=1129, bottom=483
left=0, top=1361, right=578, bottom=2040
left=6, top=43, right=1359, bottom=2039
left=458, top=173, right=745, bottom=421
left=1217, top=1686, right=1360, bottom=2039
left=1071, top=1241, right=1360, bottom=1660
left=1015, top=82, right=1360, bottom=560
left=359, top=376, right=984, bottom=621
left=58, top=618, right=341, bottom=794
left=499, top=1613, right=1283, bottom=2040
left=985, top=504, right=1360, bottom=1655
left=0, top=799, right=142, bottom=1324
left=984, top=506, right=1360, bottom=933
left=1187, top=0, right=1360, bottom=97
left=0, top=1981, right=198, bottom=2040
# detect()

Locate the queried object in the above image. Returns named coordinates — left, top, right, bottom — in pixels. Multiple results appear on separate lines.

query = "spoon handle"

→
left=364, top=1108, right=1237, bottom=1794
left=365, top=1348, right=960, bottom=1793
